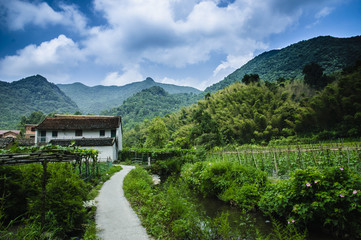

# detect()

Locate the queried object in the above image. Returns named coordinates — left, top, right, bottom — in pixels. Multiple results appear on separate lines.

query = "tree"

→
left=18, top=111, right=47, bottom=132
left=144, top=117, right=169, bottom=148
left=189, top=108, right=223, bottom=149
left=303, top=63, right=332, bottom=90
left=241, top=74, right=260, bottom=85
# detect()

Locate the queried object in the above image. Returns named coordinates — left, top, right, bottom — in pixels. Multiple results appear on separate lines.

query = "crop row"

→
left=208, top=145, right=361, bottom=177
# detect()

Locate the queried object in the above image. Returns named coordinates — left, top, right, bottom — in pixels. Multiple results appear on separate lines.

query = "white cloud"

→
left=213, top=53, right=254, bottom=76
left=0, top=0, right=87, bottom=32
left=0, top=35, right=84, bottom=82
left=316, top=7, right=333, bottom=19
left=160, top=76, right=202, bottom=89
left=87, top=0, right=323, bottom=70
left=0, top=0, right=345, bottom=89
left=101, top=68, right=144, bottom=86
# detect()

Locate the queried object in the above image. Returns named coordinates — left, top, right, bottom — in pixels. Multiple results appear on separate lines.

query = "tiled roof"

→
left=0, top=138, right=14, bottom=148
left=50, top=138, right=115, bottom=147
left=36, top=115, right=121, bottom=130
left=0, top=130, right=20, bottom=135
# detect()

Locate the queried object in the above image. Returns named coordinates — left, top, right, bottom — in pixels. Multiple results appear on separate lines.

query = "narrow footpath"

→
left=95, top=165, right=151, bottom=240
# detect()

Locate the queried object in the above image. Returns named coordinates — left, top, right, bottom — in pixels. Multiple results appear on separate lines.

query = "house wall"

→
left=81, top=145, right=117, bottom=162
left=117, top=127, right=122, bottom=151
left=37, top=129, right=116, bottom=143
left=25, top=125, right=36, bottom=139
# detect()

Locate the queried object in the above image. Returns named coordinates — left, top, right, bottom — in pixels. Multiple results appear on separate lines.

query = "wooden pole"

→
left=236, top=149, right=241, bottom=165
left=273, top=149, right=279, bottom=176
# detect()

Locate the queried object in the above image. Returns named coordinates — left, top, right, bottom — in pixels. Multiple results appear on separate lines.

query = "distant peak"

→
left=19, top=74, right=48, bottom=84
left=144, top=77, right=155, bottom=82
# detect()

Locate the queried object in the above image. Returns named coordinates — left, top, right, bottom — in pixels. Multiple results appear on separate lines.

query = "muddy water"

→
left=196, top=196, right=273, bottom=238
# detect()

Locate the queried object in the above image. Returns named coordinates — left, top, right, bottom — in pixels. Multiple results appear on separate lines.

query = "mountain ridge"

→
left=0, top=75, right=79, bottom=129
left=58, top=77, right=202, bottom=114
left=205, top=35, right=361, bottom=92
left=102, top=85, right=201, bottom=130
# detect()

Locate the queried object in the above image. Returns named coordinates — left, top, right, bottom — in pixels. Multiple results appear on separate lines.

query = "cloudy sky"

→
left=0, top=0, right=360, bottom=90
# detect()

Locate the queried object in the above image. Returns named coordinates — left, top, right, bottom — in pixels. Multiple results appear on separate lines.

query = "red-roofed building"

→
left=35, top=115, right=122, bottom=161
left=0, top=130, right=20, bottom=139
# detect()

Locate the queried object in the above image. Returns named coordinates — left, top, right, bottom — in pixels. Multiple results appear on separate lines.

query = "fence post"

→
left=273, top=149, right=279, bottom=176
left=148, top=156, right=151, bottom=167
left=236, top=149, right=241, bottom=165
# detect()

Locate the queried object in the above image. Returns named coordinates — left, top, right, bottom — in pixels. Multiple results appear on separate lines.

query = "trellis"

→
left=0, top=149, right=97, bottom=228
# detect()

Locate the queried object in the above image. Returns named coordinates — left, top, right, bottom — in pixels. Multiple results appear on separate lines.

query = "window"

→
left=75, top=130, right=82, bottom=136
left=100, top=130, right=105, bottom=137
left=111, top=129, right=116, bottom=138
left=52, top=131, right=58, bottom=137
left=40, top=131, right=46, bottom=143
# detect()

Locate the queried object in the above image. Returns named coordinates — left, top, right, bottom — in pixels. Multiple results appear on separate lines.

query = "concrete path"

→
left=96, top=165, right=151, bottom=240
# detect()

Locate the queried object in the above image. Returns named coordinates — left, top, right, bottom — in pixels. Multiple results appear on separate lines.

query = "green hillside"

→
left=58, top=77, right=202, bottom=114
left=206, top=36, right=361, bottom=92
left=0, top=75, right=79, bottom=129
left=102, top=86, right=201, bottom=130
left=126, top=61, right=361, bottom=149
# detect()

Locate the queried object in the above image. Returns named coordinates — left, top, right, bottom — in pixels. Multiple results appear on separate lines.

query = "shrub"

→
left=28, top=163, right=88, bottom=237
left=182, top=161, right=269, bottom=210
left=124, top=167, right=210, bottom=239
left=0, top=166, right=28, bottom=222
left=259, top=167, right=361, bottom=238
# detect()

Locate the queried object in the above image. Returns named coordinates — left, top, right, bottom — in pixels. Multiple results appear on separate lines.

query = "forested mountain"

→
left=0, top=75, right=79, bottom=129
left=206, top=36, right=361, bottom=92
left=58, top=77, right=202, bottom=114
left=127, top=61, right=361, bottom=149
left=102, top=86, right=201, bottom=130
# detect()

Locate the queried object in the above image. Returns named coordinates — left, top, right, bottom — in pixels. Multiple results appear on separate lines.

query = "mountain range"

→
left=205, top=36, right=361, bottom=92
left=58, top=77, right=201, bottom=114
left=0, top=75, right=79, bottom=129
left=1, top=35, right=360, bottom=130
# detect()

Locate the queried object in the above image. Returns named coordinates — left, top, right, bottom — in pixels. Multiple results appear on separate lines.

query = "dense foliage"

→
left=259, top=167, right=361, bottom=238
left=58, top=77, right=201, bottom=114
left=17, top=110, right=47, bottom=133
left=102, top=86, right=200, bottom=131
left=124, top=167, right=202, bottom=239
left=182, top=161, right=269, bottom=210
left=127, top=61, right=361, bottom=149
left=0, top=144, right=121, bottom=239
left=206, top=36, right=361, bottom=92
left=124, top=164, right=307, bottom=239
left=0, top=163, right=87, bottom=238
left=125, top=148, right=360, bottom=239
left=0, top=75, right=79, bottom=129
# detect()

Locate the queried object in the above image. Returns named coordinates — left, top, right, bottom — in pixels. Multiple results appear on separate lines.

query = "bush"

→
left=0, top=166, right=28, bottom=222
left=182, top=161, right=269, bottom=210
left=124, top=167, right=210, bottom=239
left=0, top=163, right=89, bottom=238
left=28, top=163, right=88, bottom=237
left=259, top=167, right=361, bottom=238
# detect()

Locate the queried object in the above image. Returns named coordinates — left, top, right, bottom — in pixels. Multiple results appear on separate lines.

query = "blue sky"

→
left=0, top=0, right=360, bottom=90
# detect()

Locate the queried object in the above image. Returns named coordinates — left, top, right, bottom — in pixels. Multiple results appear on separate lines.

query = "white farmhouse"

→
left=35, top=115, right=122, bottom=161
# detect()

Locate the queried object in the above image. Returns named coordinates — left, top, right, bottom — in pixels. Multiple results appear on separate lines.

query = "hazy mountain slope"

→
left=58, top=77, right=202, bottom=114
left=206, top=36, right=361, bottom=92
left=0, top=75, right=79, bottom=129
left=101, top=86, right=201, bottom=130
